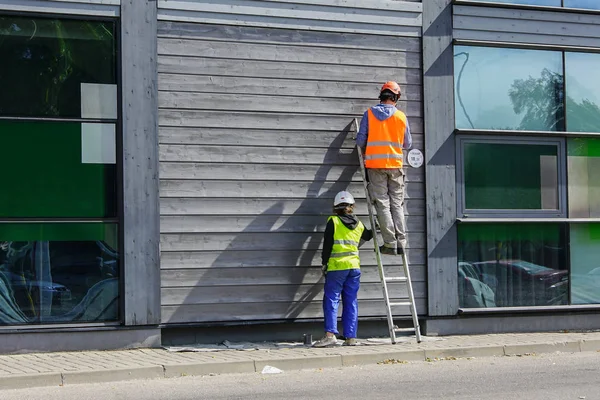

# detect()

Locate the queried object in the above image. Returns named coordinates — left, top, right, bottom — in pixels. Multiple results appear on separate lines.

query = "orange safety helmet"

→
left=380, top=81, right=401, bottom=96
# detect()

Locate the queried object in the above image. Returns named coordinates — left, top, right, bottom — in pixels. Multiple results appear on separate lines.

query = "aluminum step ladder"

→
left=353, top=118, right=422, bottom=344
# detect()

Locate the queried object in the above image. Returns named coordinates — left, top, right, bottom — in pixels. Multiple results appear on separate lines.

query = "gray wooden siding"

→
left=157, top=0, right=424, bottom=325
left=0, top=0, right=120, bottom=16
left=454, top=4, right=600, bottom=47
left=158, top=0, right=421, bottom=36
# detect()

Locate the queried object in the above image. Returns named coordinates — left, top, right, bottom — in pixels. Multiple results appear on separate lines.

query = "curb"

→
left=1, top=339, right=595, bottom=391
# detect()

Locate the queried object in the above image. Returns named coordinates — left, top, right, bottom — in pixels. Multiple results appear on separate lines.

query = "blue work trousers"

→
left=323, top=268, right=361, bottom=338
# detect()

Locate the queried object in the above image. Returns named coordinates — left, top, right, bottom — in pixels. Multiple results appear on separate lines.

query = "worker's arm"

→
left=356, top=111, right=369, bottom=150
left=321, top=218, right=334, bottom=269
left=403, top=122, right=412, bottom=150
left=359, top=226, right=373, bottom=247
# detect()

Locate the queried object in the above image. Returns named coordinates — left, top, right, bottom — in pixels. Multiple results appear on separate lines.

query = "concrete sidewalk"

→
left=1, top=331, right=600, bottom=390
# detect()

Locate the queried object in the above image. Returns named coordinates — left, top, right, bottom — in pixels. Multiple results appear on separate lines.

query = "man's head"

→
left=379, top=81, right=401, bottom=104
left=333, top=191, right=355, bottom=215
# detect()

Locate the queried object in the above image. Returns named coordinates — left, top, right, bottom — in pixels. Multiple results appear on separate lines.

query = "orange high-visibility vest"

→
left=365, top=108, right=407, bottom=169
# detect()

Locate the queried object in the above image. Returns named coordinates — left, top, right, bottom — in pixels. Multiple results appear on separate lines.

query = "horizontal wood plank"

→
left=158, top=74, right=422, bottom=101
left=162, top=282, right=426, bottom=305
left=160, top=231, right=426, bottom=251
left=161, top=266, right=425, bottom=287
left=160, top=249, right=427, bottom=269
left=157, top=21, right=420, bottom=50
left=160, top=198, right=425, bottom=217
left=157, top=1, right=420, bottom=26
left=161, top=300, right=427, bottom=323
left=158, top=56, right=422, bottom=85
left=158, top=127, right=424, bottom=148
left=159, top=181, right=424, bottom=200
left=159, top=92, right=421, bottom=117
left=157, top=9, right=421, bottom=37
left=160, top=214, right=425, bottom=234
left=159, top=162, right=424, bottom=182
left=158, top=38, right=421, bottom=66
left=158, top=0, right=422, bottom=16
left=159, top=110, right=424, bottom=133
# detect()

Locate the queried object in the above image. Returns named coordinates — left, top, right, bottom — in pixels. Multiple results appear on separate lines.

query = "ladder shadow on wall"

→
left=176, top=122, right=359, bottom=324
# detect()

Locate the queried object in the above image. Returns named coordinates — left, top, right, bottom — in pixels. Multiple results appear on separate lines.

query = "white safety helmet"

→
left=334, top=191, right=355, bottom=207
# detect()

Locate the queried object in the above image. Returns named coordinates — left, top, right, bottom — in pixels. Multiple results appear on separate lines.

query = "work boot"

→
left=343, top=338, right=358, bottom=346
left=313, top=335, right=337, bottom=348
left=379, top=245, right=397, bottom=256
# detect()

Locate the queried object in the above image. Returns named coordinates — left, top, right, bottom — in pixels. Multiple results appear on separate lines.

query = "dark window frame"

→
left=0, top=11, right=123, bottom=328
left=456, top=135, right=567, bottom=219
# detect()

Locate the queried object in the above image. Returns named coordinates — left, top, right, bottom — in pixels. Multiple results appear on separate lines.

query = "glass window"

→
left=570, top=224, right=600, bottom=304
left=0, top=14, right=119, bottom=326
left=460, top=139, right=563, bottom=213
left=565, top=53, right=600, bottom=133
left=458, top=223, right=568, bottom=308
left=0, top=16, right=116, bottom=118
left=0, top=120, right=117, bottom=218
left=0, top=223, right=119, bottom=324
left=454, top=46, right=564, bottom=131
left=564, top=0, right=600, bottom=9
left=567, top=138, right=600, bottom=217
left=472, top=0, right=560, bottom=5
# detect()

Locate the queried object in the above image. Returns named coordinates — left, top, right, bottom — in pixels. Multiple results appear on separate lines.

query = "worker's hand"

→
left=321, top=265, right=328, bottom=277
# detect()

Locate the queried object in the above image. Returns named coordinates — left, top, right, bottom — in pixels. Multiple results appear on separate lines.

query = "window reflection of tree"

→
left=508, top=68, right=600, bottom=132
left=508, top=68, right=565, bottom=131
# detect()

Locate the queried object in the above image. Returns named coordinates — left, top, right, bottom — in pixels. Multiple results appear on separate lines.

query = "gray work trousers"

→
left=367, top=168, right=407, bottom=250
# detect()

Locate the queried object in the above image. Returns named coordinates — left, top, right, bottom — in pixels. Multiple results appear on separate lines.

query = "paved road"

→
left=3, top=352, right=599, bottom=400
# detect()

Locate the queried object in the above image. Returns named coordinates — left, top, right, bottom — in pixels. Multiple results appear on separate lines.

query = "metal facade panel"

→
left=454, top=4, right=600, bottom=47
left=122, top=0, right=161, bottom=326
left=424, top=0, right=459, bottom=316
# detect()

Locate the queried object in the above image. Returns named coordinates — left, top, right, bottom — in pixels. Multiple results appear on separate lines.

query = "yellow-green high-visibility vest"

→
left=327, top=215, right=365, bottom=272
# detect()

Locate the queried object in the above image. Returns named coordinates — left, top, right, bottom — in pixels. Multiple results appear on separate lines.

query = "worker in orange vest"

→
left=356, top=81, right=412, bottom=256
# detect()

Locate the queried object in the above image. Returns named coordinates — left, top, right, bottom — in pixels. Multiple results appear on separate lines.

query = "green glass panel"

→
left=458, top=223, right=568, bottom=308
left=565, top=53, right=600, bottom=133
left=454, top=46, right=564, bottom=131
left=464, top=142, right=559, bottom=210
left=0, top=120, right=116, bottom=218
left=0, top=223, right=119, bottom=324
left=0, top=16, right=116, bottom=118
left=567, top=138, right=600, bottom=218
left=570, top=224, right=600, bottom=304
left=0, top=223, right=117, bottom=244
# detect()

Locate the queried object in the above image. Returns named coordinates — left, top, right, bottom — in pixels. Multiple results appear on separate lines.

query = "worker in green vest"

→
left=314, top=191, right=373, bottom=347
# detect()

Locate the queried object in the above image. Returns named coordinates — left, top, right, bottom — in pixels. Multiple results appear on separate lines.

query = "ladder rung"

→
left=394, top=327, right=415, bottom=333
left=389, top=302, right=412, bottom=307
left=385, top=277, right=408, bottom=283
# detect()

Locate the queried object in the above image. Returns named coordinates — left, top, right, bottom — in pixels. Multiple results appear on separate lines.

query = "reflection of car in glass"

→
left=470, top=260, right=568, bottom=307
left=0, top=240, right=119, bottom=324
left=458, top=262, right=496, bottom=308
left=1, top=272, right=72, bottom=307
